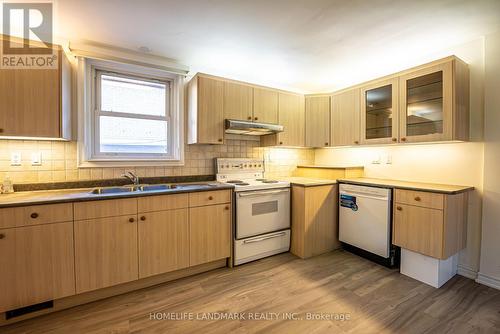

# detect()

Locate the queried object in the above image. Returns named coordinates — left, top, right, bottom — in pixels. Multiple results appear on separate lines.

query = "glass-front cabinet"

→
left=399, top=62, right=453, bottom=142
left=360, top=78, right=399, bottom=144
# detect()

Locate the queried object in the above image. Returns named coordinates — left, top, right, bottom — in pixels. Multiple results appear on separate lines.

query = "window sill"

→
left=78, top=159, right=185, bottom=168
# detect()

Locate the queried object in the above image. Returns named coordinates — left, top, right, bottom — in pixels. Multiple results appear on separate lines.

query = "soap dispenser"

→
left=2, top=176, right=14, bottom=194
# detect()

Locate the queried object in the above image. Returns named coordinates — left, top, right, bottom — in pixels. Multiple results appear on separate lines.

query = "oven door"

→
left=236, top=188, right=290, bottom=239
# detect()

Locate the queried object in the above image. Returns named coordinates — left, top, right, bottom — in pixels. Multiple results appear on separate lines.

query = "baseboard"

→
left=476, top=272, right=500, bottom=290
left=457, top=264, right=478, bottom=279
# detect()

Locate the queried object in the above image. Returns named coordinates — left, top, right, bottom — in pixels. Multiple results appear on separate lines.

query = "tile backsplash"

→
left=0, top=139, right=314, bottom=184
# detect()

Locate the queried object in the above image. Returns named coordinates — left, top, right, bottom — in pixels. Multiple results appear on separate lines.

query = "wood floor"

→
left=3, top=250, right=500, bottom=334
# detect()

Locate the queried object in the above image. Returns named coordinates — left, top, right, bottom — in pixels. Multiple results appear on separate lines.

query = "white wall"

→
left=478, top=31, right=500, bottom=289
left=315, top=38, right=485, bottom=276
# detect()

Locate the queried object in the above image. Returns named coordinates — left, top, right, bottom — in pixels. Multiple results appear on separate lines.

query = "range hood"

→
left=225, top=119, right=284, bottom=136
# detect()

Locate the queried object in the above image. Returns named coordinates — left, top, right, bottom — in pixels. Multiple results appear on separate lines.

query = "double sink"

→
left=90, top=183, right=217, bottom=195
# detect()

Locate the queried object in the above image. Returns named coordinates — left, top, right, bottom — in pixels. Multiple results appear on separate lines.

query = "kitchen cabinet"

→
left=261, top=92, right=305, bottom=147
left=399, top=58, right=469, bottom=143
left=188, top=75, right=224, bottom=144
left=189, top=203, right=231, bottom=266
left=0, top=203, right=73, bottom=229
left=223, top=81, right=253, bottom=121
left=253, top=87, right=278, bottom=124
left=290, top=184, right=340, bottom=258
left=0, top=37, right=71, bottom=140
left=138, top=209, right=189, bottom=278
left=305, top=96, right=331, bottom=147
left=360, top=77, right=399, bottom=145
left=0, top=222, right=75, bottom=312
left=393, top=189, right=468, bottom=259
left=74, top=214, right=139, bottom=293
left=331, top=89, right=361, bottom=146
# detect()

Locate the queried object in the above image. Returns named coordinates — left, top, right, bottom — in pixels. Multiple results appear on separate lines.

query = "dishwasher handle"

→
left=340, top=191, right=390, bottom=201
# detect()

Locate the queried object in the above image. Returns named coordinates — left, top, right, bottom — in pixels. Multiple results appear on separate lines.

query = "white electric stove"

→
left=216, top=158, right=291, bottom=266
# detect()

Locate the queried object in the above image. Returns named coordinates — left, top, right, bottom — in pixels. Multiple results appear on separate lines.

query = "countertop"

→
left=0, top=182, right=234, bottom=208
left=282, top=177, right=337, bottom=187
left=338, top=177, right=474, bottom=194
left=297, top=164, right=364, bottom=169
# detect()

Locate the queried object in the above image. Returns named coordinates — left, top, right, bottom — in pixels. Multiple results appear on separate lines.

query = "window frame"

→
left=78, top=58, right=185, bottom=167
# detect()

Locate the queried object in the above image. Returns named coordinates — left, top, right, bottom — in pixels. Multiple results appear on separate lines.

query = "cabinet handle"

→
left=396, top=206, right=403, bottom=211
left=414, top=196, right=421, bottom=202
left=0, top=128, right=4, bottom=133
left=208, top=196, right=213, bottom=200
left=279, top=141, right=283, bottom=145
left=324, top=142, right=329, bottom=146
left=218, top=138, right=223, bottom=142
left=225, top=206, right=230, bottom=210
left=30, top=212, right=39, bottom=219
left=140, top=216, right=146, bottom=221
left=354, top=140, right=359, bottom=145
left=401, top=137, right=407, bottom=142
left=247, top=116, right=252, bottom=120
left=0, top=233, right=5, bottom=239
left=254, top=117, right=259, bottom=121
left=392, top=138, right=397, bottom=142
left=129, top=217, right=135, bottom=223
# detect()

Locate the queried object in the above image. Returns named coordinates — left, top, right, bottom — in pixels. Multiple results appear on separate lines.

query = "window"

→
left=78, top=58, right=184, bottom=166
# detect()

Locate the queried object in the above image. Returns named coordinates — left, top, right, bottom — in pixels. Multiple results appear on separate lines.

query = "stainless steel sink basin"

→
left=90, top=186, right=137, bottom=195
left=90, top=183, right=218, bottom=195
left=137, top=184, right=174, bottom=191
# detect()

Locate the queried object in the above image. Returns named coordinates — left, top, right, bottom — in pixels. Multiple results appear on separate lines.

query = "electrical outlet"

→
left=10, top=152, right=21, bottom=166
left=372, top=154, right=381, bottom=164
left=386, top=154, right=393, bottom=164
left=31, top=152, right=42, bottom=166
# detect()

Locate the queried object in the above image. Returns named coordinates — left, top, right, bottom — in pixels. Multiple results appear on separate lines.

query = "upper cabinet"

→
left=223, top=81, right=253, bottom=121
left=261, top=92, right=305, bottom=147
left=399, top=59, right=469, bottom=143
left=0, top=39, right=72, bottom=140
left=360, top=78, right=399, bottom=145
left=188, top=75, right=224, bottom=144
left=305, top=96, right=331, bottom=147
left=331, top=88, right=360, bottom=146
left=253, top=88, right=278, bottom=124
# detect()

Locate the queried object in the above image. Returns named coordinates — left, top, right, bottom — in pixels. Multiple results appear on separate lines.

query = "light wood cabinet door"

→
left=331, top=89, right=361, bottom=146
left=0, top=67, right=60, bottom=138
left=253, top=88, right=278, bottom=124
left=399, top=61, right=454, bottom=143
left=291, top=185, right=339, bottom=259
left=74, top=215, right=139, bottom=293
left=189, top=204, right=231, bottom=266
left=360, top=77, right=399, bottom=144
left=138, top=209, right=189, bottom=278
left=277, top=93, right=305, bottom=146
left=0, top=222, right=75, bottom=312
left=305, top=96, right=330, bottom=147
left=188, top=76, right=224, bottom=144
left=224, top=81, right=253, bottom=121
left=393, top=204, right=444, bottom=258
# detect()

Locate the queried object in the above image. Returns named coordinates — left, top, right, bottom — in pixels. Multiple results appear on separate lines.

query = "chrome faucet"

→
left=122, top=171, right=140, bottom=185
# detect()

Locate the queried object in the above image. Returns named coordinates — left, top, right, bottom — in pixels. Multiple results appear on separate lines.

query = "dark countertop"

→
left=0, top=182, right=234, bottom=208
left=338, top=177, right=474, bottom=194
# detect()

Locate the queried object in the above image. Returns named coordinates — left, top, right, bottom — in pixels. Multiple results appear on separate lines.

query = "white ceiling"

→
left=55, top=0, right=500, bottom=93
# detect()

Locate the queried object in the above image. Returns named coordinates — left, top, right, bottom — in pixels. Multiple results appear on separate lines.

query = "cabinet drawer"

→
left=74, top=198, right=137, bottom=220
left=393, top=204, right=444, bottom=258
left=0, top=203, right=73, bottom=229
left=395, top=189, right=444, bottom=210
left=189, top=190, right=231, bottom=207
left=138, top=193, right=188, bottom=213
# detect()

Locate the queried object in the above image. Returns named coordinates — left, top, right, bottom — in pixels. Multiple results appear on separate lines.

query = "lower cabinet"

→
left=138, top=209, right=189, bottom=278
left=392, top=189, right=468, bottom=259
left=290, top=184, right=340, bottom=259
left=189, top=203, right=231, bottom=266
left=0, top=222, right=75, bottom=312
left=74, top=215, right=139, bottom=293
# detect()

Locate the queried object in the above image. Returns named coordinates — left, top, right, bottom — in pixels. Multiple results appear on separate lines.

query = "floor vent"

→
left=5, top=301, right=54, bottom=320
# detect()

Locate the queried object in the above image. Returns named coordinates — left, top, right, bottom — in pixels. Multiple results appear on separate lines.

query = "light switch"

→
left=386, top=154, right=393, bottom=164
left=10, top=152, right=21, bottom=166
left=31, top=152, right=42, bottom=166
